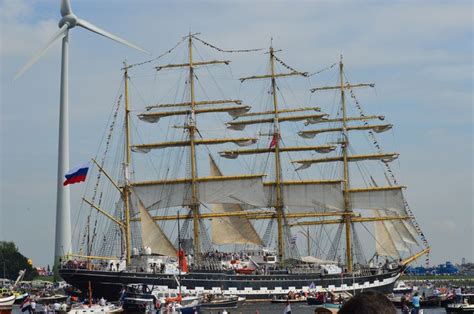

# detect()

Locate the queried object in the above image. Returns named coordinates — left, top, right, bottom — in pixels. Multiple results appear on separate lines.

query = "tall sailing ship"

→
left=59, top=34, right=430, bottom=300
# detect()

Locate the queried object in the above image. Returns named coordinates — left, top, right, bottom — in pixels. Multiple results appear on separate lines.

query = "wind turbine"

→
left=15, top=0, right=148, bottom=266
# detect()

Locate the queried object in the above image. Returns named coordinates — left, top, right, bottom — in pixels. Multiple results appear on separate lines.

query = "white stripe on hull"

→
left=148, top=272, right=401, bottom=297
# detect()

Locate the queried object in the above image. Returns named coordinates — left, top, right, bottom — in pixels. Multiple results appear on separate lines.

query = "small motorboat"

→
left=201, top=294, right=240, bottom=308
left=389, top=294, right=442, bottom=308
left=121, top=291, right=158, bottom=313
left=445, top=294, right=474, bottom=313
left=68, top=303, right=123, bottom=313
left=393, top=281, right=413, bottom=294
left=0, top=288, right=16, bottom=314
left=308, top=291, right=349, bottom=307
left=307, top=295, right=325, bottom=306
left=271, top=295, right=307, bottom=303
left=237, top=296, right=246, bottom=306
left=35, top=293, right=68, bottom=304
left=162, top=298, right=201, bottom=314
left=13, top=292, right=28, bottom=304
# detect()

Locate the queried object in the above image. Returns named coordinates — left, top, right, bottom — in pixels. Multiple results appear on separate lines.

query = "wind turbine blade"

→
left=60, top=0, right=72, bottom=16
left=14, top=24, right=69, bottom=80
left=76, top=19, right=149, bottom=54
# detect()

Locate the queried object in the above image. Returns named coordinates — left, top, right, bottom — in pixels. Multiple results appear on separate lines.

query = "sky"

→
left=0, top=0, right=472, bottom=267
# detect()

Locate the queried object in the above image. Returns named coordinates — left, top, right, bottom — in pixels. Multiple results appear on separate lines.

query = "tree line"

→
left=0, top=241, right=38, bottom=280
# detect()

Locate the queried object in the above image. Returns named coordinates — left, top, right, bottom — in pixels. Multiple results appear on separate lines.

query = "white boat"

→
left=393, top=281, right=413, bottom=294
left=68, top=303, right=123, bottom=313
left=445, top=294, right=474, bottom=313
left=0, top=291, right=15, bottom=314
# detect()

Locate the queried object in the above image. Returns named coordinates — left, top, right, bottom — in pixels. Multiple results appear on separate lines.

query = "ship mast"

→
left=230, top=42, right=329, bottom=262
left=123, top=62, right=132, bottom=265
left=339, top=56, right=353, bottom=272
left=132, top=33, right=270, bottom=262
left=296, top=57, right=411, bottom=271
left=187, top=34, right=202, bottom=261
left=269, top=45, right=285, bottom=261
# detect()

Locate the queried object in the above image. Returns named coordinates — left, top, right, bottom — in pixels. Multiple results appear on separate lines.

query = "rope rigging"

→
left=347, top=85, right=430, bottom=266
left=79, top=93, right=123, bottom=255
left=308, top=62, right=338, bottom=77
left=124, top=38, right=187, bottom=70
left=273, top=55, right=308, bottom=76
left=191, top=35, right=264, bottom=53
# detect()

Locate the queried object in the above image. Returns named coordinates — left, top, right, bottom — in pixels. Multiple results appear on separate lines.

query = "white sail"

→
left=264, top=181, right=344, bottom=212
left=209, top=157, right=263, bottom=246
left=132, top=175, right=268, bottom=210
left=375, top=219, right=399, bottom=258
left=401, top=220, right=420, bottom=244
left=396, top=220, right=419, bottom=246
left=374, top=211, right=418, bottom=258
left=350, top=186, right=406, bottom=214
left=137, top=199, right=177, bottom=257
left=384, top=220, right=410, bottom=253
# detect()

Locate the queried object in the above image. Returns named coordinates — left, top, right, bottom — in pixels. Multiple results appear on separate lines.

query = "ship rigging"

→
left=60, top=34, right=430, bottom=300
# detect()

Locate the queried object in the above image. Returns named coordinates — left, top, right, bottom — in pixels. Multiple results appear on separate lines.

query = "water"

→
left=11, top=303, right=447, bottom=313
left=235, top=303, right=446, bottom=314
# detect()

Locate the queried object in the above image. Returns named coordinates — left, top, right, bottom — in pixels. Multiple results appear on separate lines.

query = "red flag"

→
left=178, top=249, right=188, bottom=273
left=269, top=134, right=278, bottom=148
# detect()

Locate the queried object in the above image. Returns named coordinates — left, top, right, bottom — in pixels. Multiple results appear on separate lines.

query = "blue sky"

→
left=0, top=0, right=472, bottom=267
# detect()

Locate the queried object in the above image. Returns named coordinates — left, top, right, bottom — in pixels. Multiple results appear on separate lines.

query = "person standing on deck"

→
left=411, top=292, right=420, bottom=314
left=455, top=286, right=462, bottom=303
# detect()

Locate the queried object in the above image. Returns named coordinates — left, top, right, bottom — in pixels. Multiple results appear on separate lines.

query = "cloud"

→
left=0, top=0, right=57, bottom=58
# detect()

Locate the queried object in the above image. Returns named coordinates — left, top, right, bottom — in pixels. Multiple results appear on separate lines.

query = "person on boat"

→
left=119, top=286, right=126, bottom=304
left=400, top=296, right=410, bottom=314
left=454, top=286, right=462, bottom=303
left=315, top=292, right=324, bottom=304
left=30, top=299, right=36, bottom=313
left=338, top=291, right=396, bottom=314
left=283, top=300, right=291, bottom=314
left=99, top=297, right=106, bottom=306
left=53, top=301, right=60, bottom=312
left=337, top=294, right=343, bottom=304
left=411, top=292, right=420, bottom=314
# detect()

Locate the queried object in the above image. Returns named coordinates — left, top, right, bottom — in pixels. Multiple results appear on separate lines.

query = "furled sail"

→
left=209, top=156, right=263, bottom=246
left=137, top=198, right=177, bottom=257
left=297, top=124, right=393, bottom=139
left=264, top=181, right=344, bottom=212
left=131, top=175, right=268, bottom=210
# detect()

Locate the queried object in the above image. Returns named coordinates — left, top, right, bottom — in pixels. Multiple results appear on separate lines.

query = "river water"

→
left=236, top=302, right=446, bottom=313
left=12, top=303, right=446, bottom=313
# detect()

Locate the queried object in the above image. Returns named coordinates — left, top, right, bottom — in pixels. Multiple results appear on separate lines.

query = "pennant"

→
left=269, top=133, right=278, bottom=149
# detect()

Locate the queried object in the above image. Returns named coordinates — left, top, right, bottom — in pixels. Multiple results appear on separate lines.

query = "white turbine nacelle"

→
left=59, top=14, right=78, bottom=29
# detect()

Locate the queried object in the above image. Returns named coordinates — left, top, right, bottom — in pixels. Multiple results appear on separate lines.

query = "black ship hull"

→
left=59, top=267, right=401, bottom=301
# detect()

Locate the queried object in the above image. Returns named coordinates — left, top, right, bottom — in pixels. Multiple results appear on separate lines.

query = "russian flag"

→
left=63, top=163, right=89, bottom=186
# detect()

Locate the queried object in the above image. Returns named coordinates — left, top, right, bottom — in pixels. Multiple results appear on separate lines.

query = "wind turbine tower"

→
left=15, top=0, right=148, bottom=267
